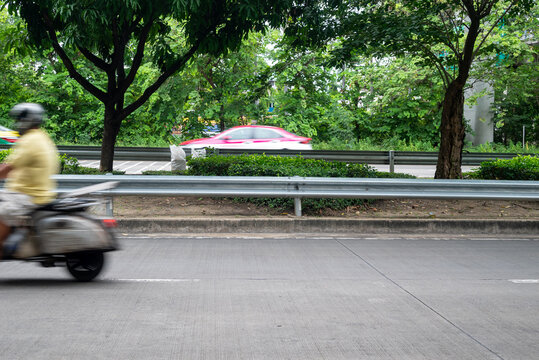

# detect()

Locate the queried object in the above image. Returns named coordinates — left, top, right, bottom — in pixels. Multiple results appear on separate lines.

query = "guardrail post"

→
left=294, top=198, right=302, bottom=217
left=389, top=150, right=395, bottom=173
left=105, top=196, right=113, bottom=217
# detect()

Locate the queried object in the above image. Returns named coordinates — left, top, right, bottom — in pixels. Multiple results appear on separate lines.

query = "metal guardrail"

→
left=2, top=145, right=535, bottom=166
left=52, top=175, right=539, bottom=216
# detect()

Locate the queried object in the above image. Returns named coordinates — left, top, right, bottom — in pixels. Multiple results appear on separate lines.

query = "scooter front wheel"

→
left=66, top=251, right=104, bottom=282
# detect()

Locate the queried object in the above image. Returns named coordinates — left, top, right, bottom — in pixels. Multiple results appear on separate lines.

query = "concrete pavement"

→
left=1, top=235, right=538, bottom=359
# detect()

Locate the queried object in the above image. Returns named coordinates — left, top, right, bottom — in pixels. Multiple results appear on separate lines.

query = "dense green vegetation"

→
left=0, top=3, right=537, bottom=176
left=180, top=154, right=416, bottom=212
left=465, top=156, right=539, bottom=180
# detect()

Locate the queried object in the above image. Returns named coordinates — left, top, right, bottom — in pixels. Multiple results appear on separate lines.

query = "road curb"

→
left=117, top=218, right=539, bottom=236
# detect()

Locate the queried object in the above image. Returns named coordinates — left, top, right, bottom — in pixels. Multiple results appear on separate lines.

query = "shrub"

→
left=58, top=154, right=124, bottom=174
left=187, top=154, right=377, bottom=178
left=0, top=149, right=12, bottom=163
left=465, top=155, right=538, bottom=180
left=184, top=154, right=415, bottom=213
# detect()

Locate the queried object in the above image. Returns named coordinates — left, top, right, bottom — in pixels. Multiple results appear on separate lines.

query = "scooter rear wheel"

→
left=66, top=251, right=104, bottom=282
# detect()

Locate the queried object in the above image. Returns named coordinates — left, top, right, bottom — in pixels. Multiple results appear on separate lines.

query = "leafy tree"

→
left=339, top=57, right=443, bottom=144
left=169, top=32, right=271, bottom=141
left=5, top=0, right=293, bottom=171
left=474, top=5, right=539, bottom=146
left=0, top=7, right=37, bottom=126
left=265, top=45, right=339, bottom=139
left=286, top=0, right=535, bottom=178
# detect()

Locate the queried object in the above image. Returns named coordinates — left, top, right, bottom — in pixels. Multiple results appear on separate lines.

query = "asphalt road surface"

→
left=1, top=234, right=537, bottom=359
left=79, top=160, right=476, bottom=177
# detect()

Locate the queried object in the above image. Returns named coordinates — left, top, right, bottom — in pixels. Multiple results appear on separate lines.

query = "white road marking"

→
left=138, top=161, right=159, bottom=173
left=117, top=161, right=143, bottom=172
left=157, top=161, right=171, bottom=171
left=509, top=279, right=539, bottom=284
left=110, top=278, right=200, bottom=283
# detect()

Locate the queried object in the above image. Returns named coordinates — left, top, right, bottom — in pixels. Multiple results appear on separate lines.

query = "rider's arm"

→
left=0, top=163, right=13, bottom=179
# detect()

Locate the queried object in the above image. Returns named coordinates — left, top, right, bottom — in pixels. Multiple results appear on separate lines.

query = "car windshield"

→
left=253, top=128, right=284, bottom=139
left=217, top=128, right=254, bottom=140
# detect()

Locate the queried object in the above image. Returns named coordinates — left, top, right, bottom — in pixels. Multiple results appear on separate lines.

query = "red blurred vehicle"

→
left=179, top=125, right=312, bottom=150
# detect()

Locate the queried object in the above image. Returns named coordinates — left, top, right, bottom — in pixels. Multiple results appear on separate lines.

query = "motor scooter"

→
left=2, top=181, right=119, bottom=281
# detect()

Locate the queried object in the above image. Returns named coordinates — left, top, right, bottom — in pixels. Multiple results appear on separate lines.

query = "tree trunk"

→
left=219, top=103, right=225, bottom=132
left=100, top=108, right=122, bottom=172
left=435, top=80, right=466, bottom=179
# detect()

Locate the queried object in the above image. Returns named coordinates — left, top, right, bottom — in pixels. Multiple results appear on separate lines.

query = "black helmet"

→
left=9, top=103, right=45, bottom=135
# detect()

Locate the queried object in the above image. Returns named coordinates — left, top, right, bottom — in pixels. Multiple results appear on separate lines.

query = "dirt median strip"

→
left=112, top=196, right=539, bottom=219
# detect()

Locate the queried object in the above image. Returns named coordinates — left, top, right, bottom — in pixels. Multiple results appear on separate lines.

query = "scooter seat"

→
left=35, top=197, right=99, bottom=212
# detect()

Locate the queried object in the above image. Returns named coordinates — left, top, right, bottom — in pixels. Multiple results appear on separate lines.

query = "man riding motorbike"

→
left=0, top=103, right=59, bottom=259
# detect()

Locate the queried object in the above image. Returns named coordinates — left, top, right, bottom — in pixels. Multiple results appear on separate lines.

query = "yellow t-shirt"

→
left=6, top=129, right=59, bottom=204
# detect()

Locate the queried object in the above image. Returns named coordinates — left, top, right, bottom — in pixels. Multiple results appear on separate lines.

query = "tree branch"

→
left=119, top=18, right=154, bottom=94
left=199, top=67, right=217, bottom=89
left=42, top=13, right=107, bottom=102
left=76, top=45, right=111, bottom=72
left=473, top=0, right=517, bottom=58
left=461, top=0, right=477, bottom=18
left=120, top=40, right=202, bottom=120
left=438, top=9, right=461, bottom=58
left=416, top=43, right=452, bottom=89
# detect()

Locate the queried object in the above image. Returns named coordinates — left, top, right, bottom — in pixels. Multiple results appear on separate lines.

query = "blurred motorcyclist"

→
left=0, top=103, right=59, bottom=258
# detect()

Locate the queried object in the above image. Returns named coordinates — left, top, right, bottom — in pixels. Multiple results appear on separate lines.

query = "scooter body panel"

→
left=35, top=214, right=114, bottom=254
left=12, top=212, right=117, bottom=259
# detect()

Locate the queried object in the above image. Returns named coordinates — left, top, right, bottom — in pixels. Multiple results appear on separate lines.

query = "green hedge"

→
left=465, top=155, right=538, bottom=180
left=182, top=154, right=415, bottom=213
left=187, top=154, right=378, bottom=178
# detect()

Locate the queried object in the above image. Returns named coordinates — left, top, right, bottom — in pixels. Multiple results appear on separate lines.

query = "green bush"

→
left=187, top=154, right=377, bottom=178
left=0, top=149, right=12, bottom=162
left=184, top=154, right=415, bottom=213
left=465, top=155, right=538, bottom=180
left=374, top=171, right=416, bottom=179
left=59, top=154, right=124, bottom=174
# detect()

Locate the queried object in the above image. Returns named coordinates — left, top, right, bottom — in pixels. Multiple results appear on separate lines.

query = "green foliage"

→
left=186, top=154, right=376, bottom=178
left=1, top=3, right=536, bottom=158
left=374, top=171, right=416, bottom=179
left=4, top=0, right=296, bottom=170
left=314, top=139, right=538, bottom=153
left=339, top=58, right=443, bottom=144
left=314, top=138, right=439, bottom=152
left=465, top=141, right=539, bottom=154
left=183, top=154, right=414, bottom=213
left=284, top=0, right=537, bottom=178
left=465, top=155, right=538, bottom=180
left=472, top=4, right=539, bottom=145
left=0, top=149, right=12, bottom=162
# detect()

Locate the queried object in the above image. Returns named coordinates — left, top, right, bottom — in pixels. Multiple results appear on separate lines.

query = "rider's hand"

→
left=0, top=164, right=13, bottom=179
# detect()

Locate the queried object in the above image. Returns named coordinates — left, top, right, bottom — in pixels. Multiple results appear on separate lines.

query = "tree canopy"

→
left=285, top=0, right=536, bottom=178
left=0, top=1, right=536, bottom=164
left=4, top=0, right=294, bottom=170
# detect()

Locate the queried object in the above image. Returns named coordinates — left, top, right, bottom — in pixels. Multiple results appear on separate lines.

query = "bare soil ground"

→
left=112, top=196, right=539, bottom=219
